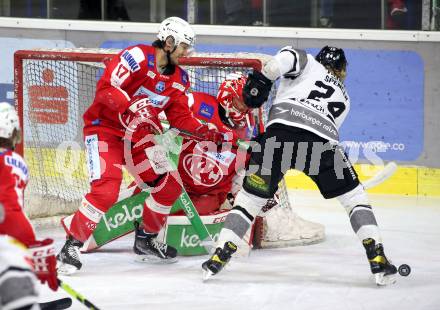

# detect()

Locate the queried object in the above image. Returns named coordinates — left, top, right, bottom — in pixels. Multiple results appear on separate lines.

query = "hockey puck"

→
left=398, top=264, right=411, bottom=276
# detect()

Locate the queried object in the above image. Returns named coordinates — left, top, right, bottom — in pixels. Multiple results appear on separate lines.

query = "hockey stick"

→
left=178, top=189, right=215, bottom=252
left=39, top=297, right=72, bottom=310
left=168, top=127, right=250, bottom=150
left=173, top=127, right=398, bottom=190
left=58, top=279, right=101, bottom=310
left=362, top=162, right=397, bottom=190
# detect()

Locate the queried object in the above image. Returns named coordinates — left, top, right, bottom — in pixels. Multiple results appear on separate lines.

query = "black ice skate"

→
left=56, top=236, right=83, bottom=275
left=202, top=241, right=237, bottom=281
left=363, top=238, right=397, bottom=286
left=133, top=222, right=177, bottom=264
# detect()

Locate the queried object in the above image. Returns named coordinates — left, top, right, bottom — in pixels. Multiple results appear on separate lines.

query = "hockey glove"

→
left=243, top=70, right=273, bottom=108
left=122, top=96, right=163, bottom=139
left=28, top=238, right=58, bottom=291
left=195, top=125, right=226, bottom=145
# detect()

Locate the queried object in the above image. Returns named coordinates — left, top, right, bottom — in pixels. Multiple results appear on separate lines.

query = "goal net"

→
left=15, top=48, right=324, bottom=247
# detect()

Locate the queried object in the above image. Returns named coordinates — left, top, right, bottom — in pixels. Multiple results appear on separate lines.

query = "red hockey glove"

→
left=28, top=238, right=58, bottom=291
left=195, top=125, right=226, bottom=145
left=121, top=96, right=163, bottom=139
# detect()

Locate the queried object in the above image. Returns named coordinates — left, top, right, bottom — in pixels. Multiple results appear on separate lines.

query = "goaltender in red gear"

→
left=130, top=73, right=256, bottom=215
left=177, top=73, right=257, bottom=214
left=57, top=17, right=225, bottom=274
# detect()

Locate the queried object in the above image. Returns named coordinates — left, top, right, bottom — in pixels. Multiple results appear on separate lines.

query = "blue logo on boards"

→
left=198, top=102, right=214, bottom=119
left=121, top=50, right=140, bottom=72
left=155, top=81, right=165, bottom=93
left=147, top=54, right=154, bottom=68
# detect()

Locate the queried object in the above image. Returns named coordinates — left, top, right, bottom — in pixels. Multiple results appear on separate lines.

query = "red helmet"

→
left=216, top=72, right=248, bottom=128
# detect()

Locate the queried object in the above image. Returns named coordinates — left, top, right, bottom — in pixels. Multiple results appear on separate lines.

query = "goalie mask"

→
left=0, top=102, right=21, bottom=146
left=157, top=17, right=195, bottom=50
left=217, top=72, right=249, bottom=128
left=315, top=46, right=347, bottom=81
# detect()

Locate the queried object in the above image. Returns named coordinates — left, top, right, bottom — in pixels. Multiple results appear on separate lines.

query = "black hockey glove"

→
left=242, top=70, right=273, bottom=108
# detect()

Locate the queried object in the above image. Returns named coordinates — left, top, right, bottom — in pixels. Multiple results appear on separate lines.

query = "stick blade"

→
left=39, top=297, right=73, bottom=310
left=363, top=161, right=397, bottom=189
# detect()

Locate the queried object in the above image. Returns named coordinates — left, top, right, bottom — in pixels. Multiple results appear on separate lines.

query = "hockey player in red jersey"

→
left=0, top=102, right=59, bottom=300
left=57, top=16, right=225, bottom=274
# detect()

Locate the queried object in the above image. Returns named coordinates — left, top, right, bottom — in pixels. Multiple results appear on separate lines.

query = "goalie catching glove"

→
left=121, top=96, right=163, bottom=139
left=242, top=70, right=273, bottom=108
left=28, top=238, right=59, bottom=291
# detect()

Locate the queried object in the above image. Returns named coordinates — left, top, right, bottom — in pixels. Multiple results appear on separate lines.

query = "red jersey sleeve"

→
left=0, top=151, right=29, bottom=211
left=164, top=94, right=204, bottom=133
left=95, top=45, right=150, bottom=113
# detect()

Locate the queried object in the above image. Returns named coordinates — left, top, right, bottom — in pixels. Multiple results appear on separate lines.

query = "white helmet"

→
left=0, top=102, right=20, bottom=139
left=157, top=16, right=195, bottom=47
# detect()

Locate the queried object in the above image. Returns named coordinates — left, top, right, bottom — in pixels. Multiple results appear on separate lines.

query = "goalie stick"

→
left=172, top=127, right=398, bottom=190
left=58, top=279, right=101, bottom=310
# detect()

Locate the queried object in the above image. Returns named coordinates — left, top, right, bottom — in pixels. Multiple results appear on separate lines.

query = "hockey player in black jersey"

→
left=202, top=46, right=398, bottom=285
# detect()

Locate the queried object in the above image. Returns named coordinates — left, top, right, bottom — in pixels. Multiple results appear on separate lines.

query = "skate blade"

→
left=202, top=268, right=215, bottom=282
left=134, top=254, right=178, bottom=264
left=375, top=272, right=397, bottom=286
left=57, top=262, right=79, bottom=276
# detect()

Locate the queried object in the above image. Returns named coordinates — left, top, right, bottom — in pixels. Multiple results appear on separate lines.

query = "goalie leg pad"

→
left=336, top=184, right=381, bottom=243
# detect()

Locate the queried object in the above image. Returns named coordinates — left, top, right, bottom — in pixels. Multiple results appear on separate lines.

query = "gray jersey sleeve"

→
left=262, top=46, right=308, bottom=81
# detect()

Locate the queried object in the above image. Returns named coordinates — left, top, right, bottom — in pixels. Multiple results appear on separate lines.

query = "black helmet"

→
left=315, top=46, right=347, bottom=72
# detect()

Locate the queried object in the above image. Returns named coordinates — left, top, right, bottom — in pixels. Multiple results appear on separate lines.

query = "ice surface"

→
left=37, top=190, right=440, bottom=310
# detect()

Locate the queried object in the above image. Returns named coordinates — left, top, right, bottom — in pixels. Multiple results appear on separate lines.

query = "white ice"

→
left=37, top=190, right=440, bottom=310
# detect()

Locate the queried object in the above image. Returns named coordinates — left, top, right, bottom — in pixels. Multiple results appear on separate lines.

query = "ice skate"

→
left=133, top=222, right=177, bottom=264
left=202, top=241, right=237, bottom=281
left=363, top=238, right=397, bottom=286
left=57, top=236, right=83, bottom=275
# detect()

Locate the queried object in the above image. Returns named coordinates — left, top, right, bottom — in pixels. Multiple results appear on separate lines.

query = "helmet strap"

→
left=160, top=49, right=176, bottom=75
left=218, top=105, right=237, bottom=129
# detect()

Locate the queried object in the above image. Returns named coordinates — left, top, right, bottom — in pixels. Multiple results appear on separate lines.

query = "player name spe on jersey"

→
left=324, top=74, right=349, bottom=101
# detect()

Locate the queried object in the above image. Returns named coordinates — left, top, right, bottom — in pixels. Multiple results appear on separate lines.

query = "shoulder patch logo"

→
left=147, top=54, right=155, bottom=68
left=155, top=81, right=165, bottom=93
left=198, top=102, right=214, bottom=119
left=181, top=70, right=188, bottom=84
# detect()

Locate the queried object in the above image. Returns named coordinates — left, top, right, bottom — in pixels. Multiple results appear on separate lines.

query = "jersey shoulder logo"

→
left=198, top=102, right=214, bottom=119
left=155, top=81, right=165, bottom=93
left=147, top=54, right=155, bottom=68
left=180, top=69, right=189, bottom=85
